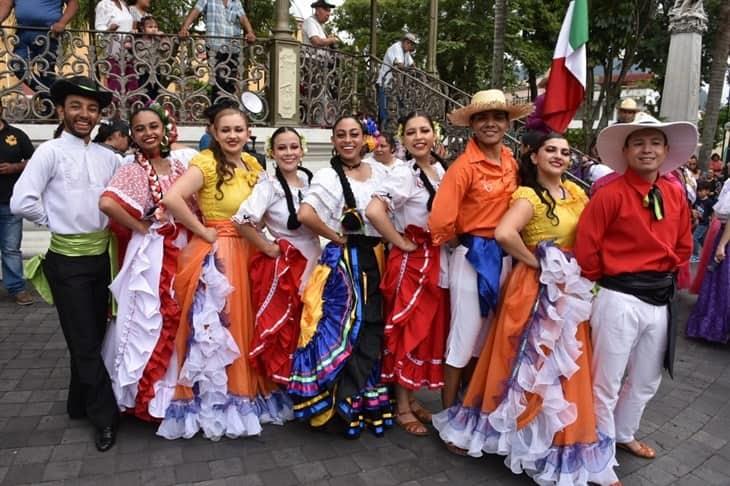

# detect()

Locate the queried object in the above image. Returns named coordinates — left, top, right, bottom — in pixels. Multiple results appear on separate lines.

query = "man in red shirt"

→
left=574, top=114, right=695, bottom=477
left=429, top=90, right=532, bottom=409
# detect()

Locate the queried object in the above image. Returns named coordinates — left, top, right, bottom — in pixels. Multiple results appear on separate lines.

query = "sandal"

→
left=395, top=411, right=429, bottom=437
left=409, top=399, right=433, bottom=423
left=445, top=442, right=469, bottom=456
left=617, top=441, right=656, bottom=459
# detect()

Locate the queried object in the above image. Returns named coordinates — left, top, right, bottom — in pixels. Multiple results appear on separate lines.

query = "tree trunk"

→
left=491, top=0, right=506, bottom=88
left=528, top=69, right=537, bottom=101
left=699, top=1, right=730, bottom=164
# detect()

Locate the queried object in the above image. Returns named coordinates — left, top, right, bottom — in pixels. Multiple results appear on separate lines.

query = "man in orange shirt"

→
left=574, top=115, right=695, bottom=477
left=429, top=90, right=532, bottom=409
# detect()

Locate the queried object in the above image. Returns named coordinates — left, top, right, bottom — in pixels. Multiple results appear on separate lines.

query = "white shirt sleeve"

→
left=372, top=163, right=414, bottom=213
left=232, top=175, right=275, bottom=226
left=194, top=0, right=207, bottom=13
left=94, top=1, right=113, bottom=30
left=10, top=144, right=54, bottom=227
left=302, top=17, right=324, bottom=43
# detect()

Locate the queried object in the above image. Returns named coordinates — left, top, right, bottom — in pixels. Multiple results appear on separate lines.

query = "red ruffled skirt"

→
left=248, top=239, right=308, bottom=384
left=380, top=225, right=448, bottom=390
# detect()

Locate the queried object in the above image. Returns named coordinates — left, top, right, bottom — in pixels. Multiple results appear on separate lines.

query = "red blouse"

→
left=574, top=168, right=692, bottom=281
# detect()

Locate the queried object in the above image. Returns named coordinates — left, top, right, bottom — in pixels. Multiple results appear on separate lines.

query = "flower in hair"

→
left=361, top=116, right=380, bottom=138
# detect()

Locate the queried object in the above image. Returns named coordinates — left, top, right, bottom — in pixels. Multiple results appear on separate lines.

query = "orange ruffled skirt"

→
left=433, top=246, right=616, bottom=485
left=156, top=221, right=292, bottom=440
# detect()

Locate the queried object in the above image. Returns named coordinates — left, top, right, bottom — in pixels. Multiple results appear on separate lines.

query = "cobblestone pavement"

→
left=1, top=289, right=729, bottom=486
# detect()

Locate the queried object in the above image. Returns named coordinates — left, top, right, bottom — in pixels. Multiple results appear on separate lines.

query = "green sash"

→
left=24, top=230, right=116, bottom=305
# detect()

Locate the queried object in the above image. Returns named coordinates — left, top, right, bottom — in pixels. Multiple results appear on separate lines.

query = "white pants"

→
left=445, top=245, right=511, bottom=368
left=591, top=288, right=668, bottom=445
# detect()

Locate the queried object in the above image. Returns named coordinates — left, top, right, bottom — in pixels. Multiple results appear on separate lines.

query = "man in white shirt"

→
left=377, top=33, right=417, bottom=127
left=11, top=76, right=121, bottom=452
left=302, top=0, right=337, bottom=47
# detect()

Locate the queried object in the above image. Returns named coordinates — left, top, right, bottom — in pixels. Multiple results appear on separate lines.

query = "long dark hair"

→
left=518, top=132, right=568, bottom=226
left=209, top=107, right=250, bottom=200
left=93, top=118, right=130, bottom=146
left=269, top=126, right=313, bottom=230
left=331, top=115, right=365, bottom=231
left=400, top=111, right=447, bottom=211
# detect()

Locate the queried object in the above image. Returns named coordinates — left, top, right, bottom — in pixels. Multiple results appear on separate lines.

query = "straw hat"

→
left=596, top=112, right=698, bottom=175
left=448, top=89, right=533, bottom=127
left=617, top=97, right=640, bottom=112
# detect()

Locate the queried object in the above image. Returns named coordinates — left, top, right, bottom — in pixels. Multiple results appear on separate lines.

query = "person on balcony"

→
left=0, top=0, right=79, bottom=115
left=127, top=0, right=151, bottom=28
left=95, top=0, right=138, bottom=98
left=302, top=0, right=337, bottom=48
left=376, top=33, right=417, bottom=129
left=0, top=101, right=34, bottom=305
left=178, top=0, right=256, bottom=104
left=428, top=89, right=532, bottom=411
left=10, top=76, right=121, bottom=452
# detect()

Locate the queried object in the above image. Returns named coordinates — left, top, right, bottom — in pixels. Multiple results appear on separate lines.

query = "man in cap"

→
left=302, top=0, right=338, bottom=47
left=615, top=97, right=641, bottom=124
left=429, top=89, right=532, bottom=411
left=376, top=32, right=418, bottom=127
left=11, top=76, right=121, bottom=452
left=574, top=116, right=695, bottom=477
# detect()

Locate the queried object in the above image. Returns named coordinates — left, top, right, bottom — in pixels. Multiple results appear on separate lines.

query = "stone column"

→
left=269, top=0, right=300, bottom=126
left=659, top=1, right=707, bottom=124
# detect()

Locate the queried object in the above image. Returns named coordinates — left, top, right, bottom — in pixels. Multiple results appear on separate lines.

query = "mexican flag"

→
left=543, top=0, right=589, bottom=133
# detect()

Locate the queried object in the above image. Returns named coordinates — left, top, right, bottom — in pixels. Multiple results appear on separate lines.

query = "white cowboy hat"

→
left=596, top=112, right=698, bottom=175
left=448, top=89, right=533, bottom=127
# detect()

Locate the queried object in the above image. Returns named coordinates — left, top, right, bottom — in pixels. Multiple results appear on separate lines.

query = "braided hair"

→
left=331, top=115, right=366, bottom=231
left=399, top=111, right=448, bottom=211
left=269, top=126, right=313, bottom=230
left=518, top=132, right=568, bottom=226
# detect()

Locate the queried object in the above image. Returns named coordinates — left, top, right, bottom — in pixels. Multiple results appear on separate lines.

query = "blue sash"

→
left=460, top=235, right=505, bottom=317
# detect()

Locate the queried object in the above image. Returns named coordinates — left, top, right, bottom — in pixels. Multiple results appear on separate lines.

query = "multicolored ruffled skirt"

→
left=157, top=221, right=292, bottom=440
left=288, top=237, right=394, bottom=438
left=432, top=244, right=617, bottom=485
left=380, top=225, right=447, bottom=390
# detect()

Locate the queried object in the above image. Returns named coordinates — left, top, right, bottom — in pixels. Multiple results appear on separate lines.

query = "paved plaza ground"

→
left=1, top=288, right=729, bottom=486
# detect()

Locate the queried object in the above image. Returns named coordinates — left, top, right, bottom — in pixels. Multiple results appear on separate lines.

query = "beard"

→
left=62, top=113, right=94, bottom=140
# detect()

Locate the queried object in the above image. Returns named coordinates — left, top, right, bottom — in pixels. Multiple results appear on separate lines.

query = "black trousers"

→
left=42, top=251, right=119, bottom=429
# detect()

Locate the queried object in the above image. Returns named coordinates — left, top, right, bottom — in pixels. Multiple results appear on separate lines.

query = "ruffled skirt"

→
left=102, top=223, right=185, bottom=421
left=432, top=245, right=617, bottom=485
left=686, top=223, right=730, bottom=343
left=288, top=239, right=393, bottom=438
left=691, top=217, right=722, bottom=294
left=249, top=239, right=309, bottom=384
left=380, top=226, right=447, bottom=390
left=157, top=221, right=292, bottom=440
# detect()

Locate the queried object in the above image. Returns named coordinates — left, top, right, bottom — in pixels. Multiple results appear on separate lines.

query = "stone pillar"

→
left=659, top=1, right=707, bottom=124
left=269, top=0, right=300, bottom=126
left=426, top=0, right=438, bottom=74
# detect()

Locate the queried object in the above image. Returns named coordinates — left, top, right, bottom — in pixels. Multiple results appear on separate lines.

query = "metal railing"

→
left=0, top=25, right=270, bottom=124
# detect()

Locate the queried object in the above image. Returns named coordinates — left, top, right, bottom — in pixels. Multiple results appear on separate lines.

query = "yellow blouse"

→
left=511, top=180, right=588, bottom=249
left=189, top=150, right=263, bottom=220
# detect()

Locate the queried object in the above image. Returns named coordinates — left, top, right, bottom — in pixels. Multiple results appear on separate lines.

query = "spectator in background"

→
left=370, top=132, right=403, bottom=172
left=0, top=0, right=79, bottom=114
left=302, top=0, right=337, bottom=47
left=0, top=102, right=34, bottom=305
left=692, top=181, right=715, bottom=262
left=178, top=0, right=256, bottom=104
left=376, top=33, right=417, bottom=127
left=127, top=0, right=151, bottom=27
left=686, top=154, right=700, bottom=180
left=93, top=119, right=130, bottom=162
left=614, top=97, right=641, bottom=124
left=710, top=152, right=723, bottom=173
left=95, top=0, right=137, bottom=96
